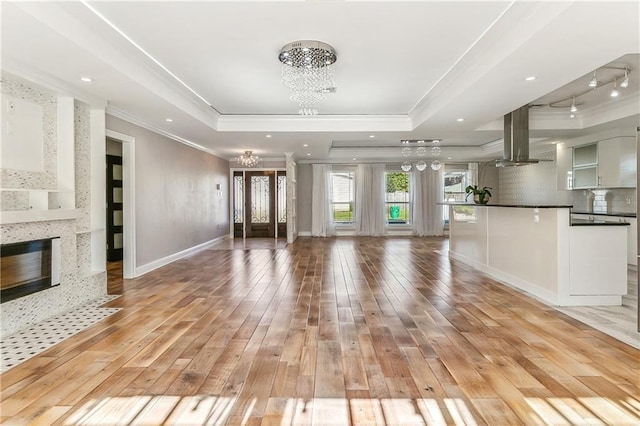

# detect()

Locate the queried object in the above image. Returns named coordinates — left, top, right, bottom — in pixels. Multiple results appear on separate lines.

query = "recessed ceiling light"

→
left=352, top=157, right=357, bottom=160
left=80, top=77, right=93, bottom=82
left=369, top=135, right=375, bottom=138
left=303, top=144, right=309, bottom=147
left=165, top=118, right=173, bottom=122
left=456, top=118, right=464, bottom=122
left=525, top=76, right=536, bottom=81
left=306, top=153, right=311, bottom=156
left=447, top=157, right=452, bottom=160
left=266, top=134, right=272, bottom=138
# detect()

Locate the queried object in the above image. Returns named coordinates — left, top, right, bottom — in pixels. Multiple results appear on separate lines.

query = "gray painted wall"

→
left=296, top=163, right=312, bottom=233
left=106, top=115, right=229, bottom=266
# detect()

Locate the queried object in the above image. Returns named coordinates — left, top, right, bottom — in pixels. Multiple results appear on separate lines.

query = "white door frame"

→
left=106, top=129, right=136, bottom=279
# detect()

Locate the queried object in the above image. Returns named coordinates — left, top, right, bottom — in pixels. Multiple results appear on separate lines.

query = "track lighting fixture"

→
left=570, top=97, right=577, bottom=113
left=610, top=79, right=619, bottom=97
left=539, top=65, right=631, bottom=117
left=620, top=69, right=629, bottom=88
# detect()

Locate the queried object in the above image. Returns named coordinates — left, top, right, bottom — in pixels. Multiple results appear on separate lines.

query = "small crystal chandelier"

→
left=279, top=40, right=337, bottom=115
left=237, top=151, right=260, bottom=167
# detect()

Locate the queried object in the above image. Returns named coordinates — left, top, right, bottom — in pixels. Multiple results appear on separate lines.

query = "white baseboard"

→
left=449, top=250, right=559, bottom=306
left=298, top=231, right=312, bottom=237
left=135, top=235, right=228, bottom=277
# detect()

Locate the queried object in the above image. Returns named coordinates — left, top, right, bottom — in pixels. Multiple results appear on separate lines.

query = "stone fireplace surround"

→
left=1, top=72, right=107, bottom=338
left=0, top=217, right=105, bottom=337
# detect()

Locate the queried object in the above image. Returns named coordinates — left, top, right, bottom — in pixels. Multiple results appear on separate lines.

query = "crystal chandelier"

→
left=279, top=40, right=337, bottom=115
left=237, top=151, right=260, bottom=167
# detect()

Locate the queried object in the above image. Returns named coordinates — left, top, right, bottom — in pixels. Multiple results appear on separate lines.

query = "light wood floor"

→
left=1, top=237, right=639, bottom=425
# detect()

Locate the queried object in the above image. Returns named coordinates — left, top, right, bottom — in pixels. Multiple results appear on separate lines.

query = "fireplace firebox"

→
left=1, top=237, right=60, bottom=303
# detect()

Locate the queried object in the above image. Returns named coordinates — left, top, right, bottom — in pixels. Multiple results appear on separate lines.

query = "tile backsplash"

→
left=498, top=149, right=636, bottom=215
left=571, top=187, right=636, bottom=214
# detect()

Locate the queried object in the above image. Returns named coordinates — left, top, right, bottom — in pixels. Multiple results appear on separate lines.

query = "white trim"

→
left=106, top=129, right=137, bottom=279
left=449, top=250, right=559, bottom=305
left=298, top=231, right=312, bottom=237
left=0, top=209, right=81, bottom=225
left=216, top=114, right=412, bottom=132
left=107, top=106, right=221, bottom=158
left=135, top=235, right=228, bottom=277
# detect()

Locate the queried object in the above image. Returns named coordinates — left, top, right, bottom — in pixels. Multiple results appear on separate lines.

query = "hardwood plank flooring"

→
left=1, top=237, right=639, bottom=425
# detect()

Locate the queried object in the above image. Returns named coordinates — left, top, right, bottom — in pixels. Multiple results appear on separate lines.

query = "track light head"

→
left=620, top=69, right=629, bottom=88
left=588, top=71, right=598, bottom=88
left=610, top=79, right=619, bottom=97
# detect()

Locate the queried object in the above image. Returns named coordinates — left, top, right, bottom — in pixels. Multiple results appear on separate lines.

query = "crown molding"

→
left=216, top=114, right=413, bottom=132
left=107, top=106, right=222, bottom=158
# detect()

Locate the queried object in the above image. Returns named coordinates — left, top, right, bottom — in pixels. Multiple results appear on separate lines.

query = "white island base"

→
left=447, top=205, right=627, bottom=306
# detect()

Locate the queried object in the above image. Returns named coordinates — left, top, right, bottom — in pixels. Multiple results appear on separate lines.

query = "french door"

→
left=233, top=170, right=286, bottom=238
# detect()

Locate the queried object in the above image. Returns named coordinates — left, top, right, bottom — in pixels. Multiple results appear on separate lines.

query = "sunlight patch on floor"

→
left=23, top=394, right=636, bottom=425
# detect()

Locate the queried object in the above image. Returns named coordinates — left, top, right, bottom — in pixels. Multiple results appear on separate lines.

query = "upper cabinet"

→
left=572, top=143, right=598, bottom=189
left=598, top=136, right=636, bottom=188
left=566, top=137, right=636, bottom=189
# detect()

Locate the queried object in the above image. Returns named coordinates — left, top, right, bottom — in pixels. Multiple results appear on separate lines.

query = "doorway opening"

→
left=233, top=170, right=287, bottom=238
left=106, top=138, right=123, bottom=293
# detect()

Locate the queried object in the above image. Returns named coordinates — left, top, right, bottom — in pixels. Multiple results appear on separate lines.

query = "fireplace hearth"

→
left=1, top=237, right=60, bottom=303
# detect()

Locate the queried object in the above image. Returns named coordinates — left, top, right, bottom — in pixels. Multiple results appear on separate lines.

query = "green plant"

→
left=465, top=185, right=492, bottom=204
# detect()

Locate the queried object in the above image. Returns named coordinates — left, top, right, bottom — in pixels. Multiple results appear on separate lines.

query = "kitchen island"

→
left=445, top=204, right=628, bottom=306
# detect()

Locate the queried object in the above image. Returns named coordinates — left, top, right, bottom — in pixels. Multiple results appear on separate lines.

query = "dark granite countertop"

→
left=439, top=203, right=573, bottom=209
left=571, top=211, right=636, bottom=218
left=570, top=219, right=631, bottom=226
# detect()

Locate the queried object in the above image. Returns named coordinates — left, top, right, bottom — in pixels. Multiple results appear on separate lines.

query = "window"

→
left=443, top=167, right=472, bottom=223
left=385, top=171, right=410, bottom=224
left=330, top=171, right=354, bottom=224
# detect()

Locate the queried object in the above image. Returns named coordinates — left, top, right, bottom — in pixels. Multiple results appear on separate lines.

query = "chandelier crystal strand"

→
left=279, top=41, right=336, bottom=115
left=431, top=139, right=441, bottom=157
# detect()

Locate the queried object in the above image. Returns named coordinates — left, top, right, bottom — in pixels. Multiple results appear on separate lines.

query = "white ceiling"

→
left=2, top=1, right=639, bottom=163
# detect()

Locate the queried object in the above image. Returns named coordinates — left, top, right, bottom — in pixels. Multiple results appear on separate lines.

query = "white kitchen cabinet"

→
left=571, top=214, right=637, bottom=265
left=572, top=143, right=598, bottom=189
left=556, top=143, right=573, bottom=190
left=602, top=216, right=637, bottom=265
left=598, top=137, right=636, bottom=188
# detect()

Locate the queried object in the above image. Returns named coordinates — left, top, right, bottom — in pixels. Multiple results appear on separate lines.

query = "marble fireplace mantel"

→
left=0, top=209, right=81, bottom=225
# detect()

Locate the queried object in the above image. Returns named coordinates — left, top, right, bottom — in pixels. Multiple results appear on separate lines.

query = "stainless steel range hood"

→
left=495, top=105, right=541, bottom=167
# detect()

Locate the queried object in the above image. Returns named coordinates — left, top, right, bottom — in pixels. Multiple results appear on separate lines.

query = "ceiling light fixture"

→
left=369, top=135, right=375, bottom=139
left=431, top=160, right=442, bottom=171
left=525, top=76, right=536, bottom=81
left=401, top=162, right=412, bottom=172
left=165, top=118, right=173, bottom=122
left=80, top=77, right=93, bottom=82
left=620, top=69, right=629, bottom=88
left=266, top=134, right=272, bottom=138
left=431, top=139, right=441, bottom=157
left=456, top=118, right=464, bottom=122
left=237, top=151, right=260, bottom=167
left=570, top=97, right=577, bottom=113
left=279, top=40, right=337, bottom=115
left=610, top=79, right=619, bottom=97
left=540, top=65, right=631, bottom=115
left=415, top=161, right=427, bottom=172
